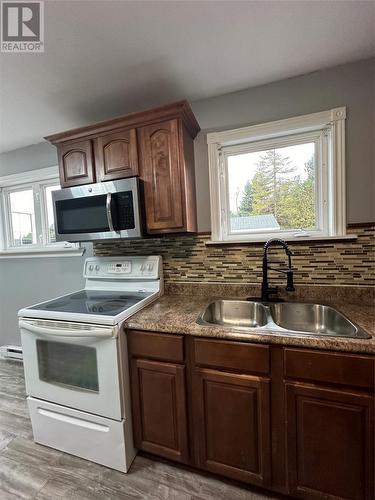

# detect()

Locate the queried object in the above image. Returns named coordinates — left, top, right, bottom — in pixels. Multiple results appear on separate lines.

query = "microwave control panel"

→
left=84, top=256, right=160, bottom=280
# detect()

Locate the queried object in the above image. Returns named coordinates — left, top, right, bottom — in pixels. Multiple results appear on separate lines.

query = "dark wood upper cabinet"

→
left=137, top=116, right=198, bottom=234
left=57, top=139, right=95, bottom=188
left=45, top=101, right=200, bottom=234
left=94, top=128, right=138, bottom=182
left=138, top=120, right=185, bottom=233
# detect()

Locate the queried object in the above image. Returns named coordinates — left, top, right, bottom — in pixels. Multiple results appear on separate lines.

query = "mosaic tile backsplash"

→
left=94, top=225, right=374, bottom=286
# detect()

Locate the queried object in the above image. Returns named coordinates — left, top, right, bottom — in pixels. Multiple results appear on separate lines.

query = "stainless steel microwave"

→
left=52, top=178, right=142, bottom=242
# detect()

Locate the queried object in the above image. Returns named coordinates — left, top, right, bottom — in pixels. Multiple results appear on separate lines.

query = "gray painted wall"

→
left=0, top=144, right=91, bottom=347
left=0, top=57, right=373, bottom=345
left=0, top=256, right=90, bottom=346
left=0, top=142, right=58, bottom=176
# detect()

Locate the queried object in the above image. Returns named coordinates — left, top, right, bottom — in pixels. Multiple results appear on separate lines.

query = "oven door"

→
left=19, top=318, right=123, bottom=420
left=52, top=177, right=142, bottom=242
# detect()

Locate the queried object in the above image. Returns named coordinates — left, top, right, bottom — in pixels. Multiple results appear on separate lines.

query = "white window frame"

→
left=0, top=166, right=83, bottom=258
left=207, top=107, right=347, bottom=243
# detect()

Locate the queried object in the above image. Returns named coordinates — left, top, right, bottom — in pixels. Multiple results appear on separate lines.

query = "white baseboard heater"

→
left=0, top=345, right=23, bottom=361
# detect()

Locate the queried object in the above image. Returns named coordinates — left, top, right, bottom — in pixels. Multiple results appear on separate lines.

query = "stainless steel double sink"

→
left=197, top=300, right=371, bottom=339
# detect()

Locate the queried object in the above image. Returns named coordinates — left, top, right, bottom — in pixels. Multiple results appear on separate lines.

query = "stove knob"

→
left=147, top=263, right=153, bottom=271
left=140, top=264, right=145, bottom=271
left=95, top=265, right=100, bottom=271
left=89, top=265, right=94, bottom=271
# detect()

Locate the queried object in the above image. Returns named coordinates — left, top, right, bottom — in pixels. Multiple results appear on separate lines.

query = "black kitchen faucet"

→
left=260, top=238, right=295, bottom=301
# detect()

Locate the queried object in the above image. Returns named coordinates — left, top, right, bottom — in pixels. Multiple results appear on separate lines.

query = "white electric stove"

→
left=18, top=256, right=163, bottom=473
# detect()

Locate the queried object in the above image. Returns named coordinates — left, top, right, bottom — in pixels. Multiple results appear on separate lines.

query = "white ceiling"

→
left=0, top=0, right=374, bottom=153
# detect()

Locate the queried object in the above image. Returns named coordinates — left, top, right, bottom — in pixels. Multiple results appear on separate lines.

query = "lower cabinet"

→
left=192, top=368, right=270, bottom=486
left=126, top=330, right=374, bottom=499
left=130, top=358, right=189, bottom=463
left=286, top=383, right=374, bottom=500
left=128, top=330, right=189, bottom=464
left=284, top=347, right=374, bottom=500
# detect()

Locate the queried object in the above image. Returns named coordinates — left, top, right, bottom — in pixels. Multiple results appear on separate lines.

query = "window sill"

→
left=0, top=246, right=85, bottom=259
left=205, top=234, right=358, bottom=246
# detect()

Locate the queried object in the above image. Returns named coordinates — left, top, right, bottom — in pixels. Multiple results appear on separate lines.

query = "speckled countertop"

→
left=125, top=292, right=375, bottom=354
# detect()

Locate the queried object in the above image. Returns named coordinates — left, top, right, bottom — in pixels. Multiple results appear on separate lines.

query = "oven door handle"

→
left=106, top=192, right=117, bottom=233
left=19, top=320, right=114, bottom=338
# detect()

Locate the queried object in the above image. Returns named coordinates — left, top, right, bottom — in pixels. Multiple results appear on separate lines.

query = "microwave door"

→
left=54, top=194, right=110, bottom=241
left=52, top=178, right=142, bottom=242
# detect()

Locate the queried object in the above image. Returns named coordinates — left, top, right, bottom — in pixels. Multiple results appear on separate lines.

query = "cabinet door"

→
left=57, top=140, right=95, bottom=187
left=192, top=368, right=271, bottom=487
left=130, top=358, right=189, bottom=463
left=286, top=383, right=374, bottom=500
left=138, top=119, right=184, bottom=233
left=95, top=128, right=138, bottom=181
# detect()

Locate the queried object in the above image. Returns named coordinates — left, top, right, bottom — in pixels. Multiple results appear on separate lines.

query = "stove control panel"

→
left=84, top=256, right=161, bottom=280
left=107, top=262, right=132, bottom=274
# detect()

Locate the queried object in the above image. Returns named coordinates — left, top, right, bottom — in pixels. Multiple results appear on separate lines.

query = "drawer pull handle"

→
left=38, top=408, right=109, bottom=432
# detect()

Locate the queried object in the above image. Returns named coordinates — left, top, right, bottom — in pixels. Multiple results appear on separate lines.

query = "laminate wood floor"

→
left=0, top=359, right=281, bottom=500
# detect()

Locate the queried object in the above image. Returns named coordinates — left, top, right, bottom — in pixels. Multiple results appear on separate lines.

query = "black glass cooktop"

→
left=30, top=290, right=152, bottom=316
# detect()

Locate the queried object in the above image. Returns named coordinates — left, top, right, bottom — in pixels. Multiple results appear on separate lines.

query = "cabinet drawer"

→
left=127, top=330, right=184, bottom=363
left=193, top=338, right=269, bottom=375
left=284, top=348, right=374, bottom=389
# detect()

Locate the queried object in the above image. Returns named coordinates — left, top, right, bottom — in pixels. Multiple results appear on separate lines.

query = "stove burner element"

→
left=87, top=300, right=128, bottom=313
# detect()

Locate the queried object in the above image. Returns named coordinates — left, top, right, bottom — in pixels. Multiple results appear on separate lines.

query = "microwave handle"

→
left=106, top=193, right=116, bottom=233
left=19, top=320, right=114, bottom=338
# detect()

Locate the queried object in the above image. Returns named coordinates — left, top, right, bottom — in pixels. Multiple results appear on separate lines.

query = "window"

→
left=0, top=167, right=81, bottom=256
left=9, top=188, right=36, bottom=246
left=207, top=108, right=346, bottom=242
